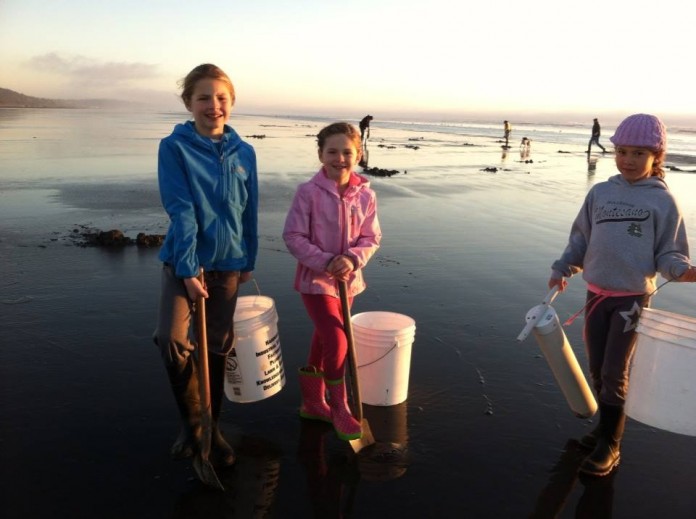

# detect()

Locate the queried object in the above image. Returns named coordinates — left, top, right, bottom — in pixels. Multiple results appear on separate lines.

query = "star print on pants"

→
left=619, top=301, right=642, bottom=333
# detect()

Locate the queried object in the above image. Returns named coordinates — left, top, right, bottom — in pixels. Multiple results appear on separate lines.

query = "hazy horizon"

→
left=2, top=0, right=695, bottom=125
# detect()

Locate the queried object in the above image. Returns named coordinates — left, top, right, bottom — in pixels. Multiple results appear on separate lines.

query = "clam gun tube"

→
left=518, top=288, right=598, bottom=419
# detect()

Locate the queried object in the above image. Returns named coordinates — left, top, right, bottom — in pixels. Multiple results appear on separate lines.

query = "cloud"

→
left=25, top=53, right=159, bottom=88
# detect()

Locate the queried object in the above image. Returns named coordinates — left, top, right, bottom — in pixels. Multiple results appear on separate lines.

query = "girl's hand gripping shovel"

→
left=193, top=269, right=225, bottom=490
left=339, top=280, right=376, bottom=453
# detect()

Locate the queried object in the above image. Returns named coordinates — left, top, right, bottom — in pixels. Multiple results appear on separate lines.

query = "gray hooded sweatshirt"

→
left=552, top=174, right=690, bottom=293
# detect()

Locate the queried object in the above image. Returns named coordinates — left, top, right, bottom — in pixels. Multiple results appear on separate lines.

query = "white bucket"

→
left=351, top=311, right=416, bottom=406
left=224, top=296, right=286, bottom=403
left=625, top=307, right=696, bottom=436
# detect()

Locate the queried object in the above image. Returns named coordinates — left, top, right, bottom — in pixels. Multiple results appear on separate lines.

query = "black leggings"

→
left=583, top=291, right=651, bottom=406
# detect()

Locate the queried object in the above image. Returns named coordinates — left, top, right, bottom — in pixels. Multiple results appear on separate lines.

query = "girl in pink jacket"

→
left=283, top=122, right=382, bottom=441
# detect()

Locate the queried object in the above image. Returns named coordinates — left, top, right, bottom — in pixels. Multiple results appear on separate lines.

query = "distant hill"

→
left=0, top=87, right=128, bottom=109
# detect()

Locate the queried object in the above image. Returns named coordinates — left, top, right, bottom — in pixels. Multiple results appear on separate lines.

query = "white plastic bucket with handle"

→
left=224, top=296, right=286, bottom=403
left=625, top=307, right=696, bottom=436
left=351, top=311, right=416, bottom=406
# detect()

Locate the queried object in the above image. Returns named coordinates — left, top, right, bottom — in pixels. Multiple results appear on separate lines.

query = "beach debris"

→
left=1, top=296, right=34, bottom=305
left=70, top=226, right=164, bottom=248
left=377, top=144, right=397, bottom=149
left=557, top=150, right=571, bottom=154
left=362, top=166, right=401, bottom=177
left=481, top=167, right=498, bottom=173
left=483, top=394, right=494, bottom=415
left=245, top=134, right=266, bottom=139
left=404, top=144, right=420, bottom=150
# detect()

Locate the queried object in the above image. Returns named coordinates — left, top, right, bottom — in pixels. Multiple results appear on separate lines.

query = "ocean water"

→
left=2, top=108, right=696, bottom=518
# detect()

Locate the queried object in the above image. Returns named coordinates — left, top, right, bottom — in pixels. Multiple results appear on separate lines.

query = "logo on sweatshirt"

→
left=626, top=223, right=643, bottom=238
left=594, top=204, right=650, bottom=224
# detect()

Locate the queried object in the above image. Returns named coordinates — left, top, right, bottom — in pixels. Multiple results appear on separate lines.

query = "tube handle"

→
left=517, top=287, right=560, bottom=342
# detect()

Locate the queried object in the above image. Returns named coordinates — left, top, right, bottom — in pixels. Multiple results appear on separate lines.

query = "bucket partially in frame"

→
left=625, top=307, right=696, bottom=436
left=224, top=296, right=285, bottom=403
left=351, top=311, right=416, bottom=406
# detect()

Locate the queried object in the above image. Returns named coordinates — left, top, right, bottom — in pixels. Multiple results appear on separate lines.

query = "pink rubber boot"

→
left=298, top=366, right=332, bottom=422
left=325, top=378, right=362, bottom=441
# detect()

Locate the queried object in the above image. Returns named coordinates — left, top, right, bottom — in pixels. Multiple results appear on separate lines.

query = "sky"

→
left=1, top=0, right=694, bottom=123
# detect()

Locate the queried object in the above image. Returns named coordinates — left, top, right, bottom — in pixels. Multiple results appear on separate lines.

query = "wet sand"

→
left=2, top=112, right=696, bottom=518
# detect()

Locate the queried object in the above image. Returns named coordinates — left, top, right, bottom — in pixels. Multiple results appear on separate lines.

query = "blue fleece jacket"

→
left=157, top=121, right=258, bottom=278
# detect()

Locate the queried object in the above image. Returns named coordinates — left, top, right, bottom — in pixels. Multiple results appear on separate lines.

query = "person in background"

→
left=283, top=122, right=382, bottom=441
left=520, top=137, right=531, bottom=159
left=548, top=113, right=696, bottom=477
left=153, top=64, right=258, bottom=470
left=359, top=115, right=373, bottom=145
left=503, top=120, right=512, bottom=148
left=587, top=118, right=607, bottom=154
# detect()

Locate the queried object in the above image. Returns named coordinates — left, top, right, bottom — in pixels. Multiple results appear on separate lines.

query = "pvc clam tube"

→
left=518, top=288, right=597, bottom=419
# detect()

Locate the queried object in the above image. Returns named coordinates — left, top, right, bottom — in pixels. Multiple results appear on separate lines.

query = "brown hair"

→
left=317, top=122, right=362, bottom=152
left=651, top=150, right=666, bottom=179
left=179, top=64, right=236, bottom=108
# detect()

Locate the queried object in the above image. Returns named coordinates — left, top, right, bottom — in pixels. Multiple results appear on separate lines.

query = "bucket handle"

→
left=357, top=340, right=399, bottom=369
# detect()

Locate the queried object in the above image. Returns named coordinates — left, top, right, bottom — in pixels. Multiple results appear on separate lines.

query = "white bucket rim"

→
left=234, top=295, right=277, bottom=332
left=351, top=311, right=416, bottom=333
left=637, top=307, right=696, bottom=351
left=640, top=307, right=696, bottom=331
left=636, top=326, right=696, bottom=351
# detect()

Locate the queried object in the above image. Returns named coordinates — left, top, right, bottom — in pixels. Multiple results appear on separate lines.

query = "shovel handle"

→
left=195, top=269, right=213, bottom=455
left=339, top=281, right=363, bottom=422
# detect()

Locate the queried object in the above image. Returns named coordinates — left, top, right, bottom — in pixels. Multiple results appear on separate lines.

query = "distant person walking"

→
left=587, top=118, right=607, bottom=154
left=359, top=115, right=373, bottom=145
left=503, top=120, right=511, bottom=148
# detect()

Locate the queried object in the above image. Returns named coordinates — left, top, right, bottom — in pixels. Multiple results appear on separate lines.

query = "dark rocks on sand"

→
left=72, top=227, right=164, bottom=248
left=362, top=166, right=401, bottom=177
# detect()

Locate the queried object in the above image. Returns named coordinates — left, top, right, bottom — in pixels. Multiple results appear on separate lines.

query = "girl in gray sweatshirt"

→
left=548, top=113, right=696, bottom=477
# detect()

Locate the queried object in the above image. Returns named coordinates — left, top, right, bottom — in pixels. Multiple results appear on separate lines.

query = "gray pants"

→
left=583, top=291, right=650, bottom=406
left=153, top=264, right=240, bottom=369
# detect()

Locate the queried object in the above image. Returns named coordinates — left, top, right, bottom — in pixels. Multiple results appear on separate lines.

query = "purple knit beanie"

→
left=609, top=113, right=667, bottom=151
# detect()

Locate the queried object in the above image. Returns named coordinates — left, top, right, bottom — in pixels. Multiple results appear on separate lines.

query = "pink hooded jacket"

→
left=283, top=168, right=382, bottom=297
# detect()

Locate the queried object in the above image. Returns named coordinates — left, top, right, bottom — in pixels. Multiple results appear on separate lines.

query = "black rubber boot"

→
left=579, top=403, right=625, bottom=477
left=165, top=356, right=201, bottom=460
left=578, top=422, right=601, bottom=450
left=208, top=352, right=236, bottom=467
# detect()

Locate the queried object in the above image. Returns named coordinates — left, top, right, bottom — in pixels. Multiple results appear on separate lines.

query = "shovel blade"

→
left=349, top=418, right=376, bottom=453
left=193, top=455, right=225, bottom=491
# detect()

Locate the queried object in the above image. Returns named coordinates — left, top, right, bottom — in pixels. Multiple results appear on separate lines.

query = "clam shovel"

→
left=193, top=270, right=225, bottom=490
left=338, top=280, right=376, bottom=453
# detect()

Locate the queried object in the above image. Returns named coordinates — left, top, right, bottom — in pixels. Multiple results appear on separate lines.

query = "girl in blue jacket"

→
left=153, top=64, right=258, bottom=469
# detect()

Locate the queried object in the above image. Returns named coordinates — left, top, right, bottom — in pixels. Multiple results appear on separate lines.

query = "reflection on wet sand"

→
left=297, top=402, right=410, bottom=515
left=359, top=402, right=409, bottom=481
left=529, top=438, right=616, bottom=519
left=173, top=436, right=282, bottom=518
